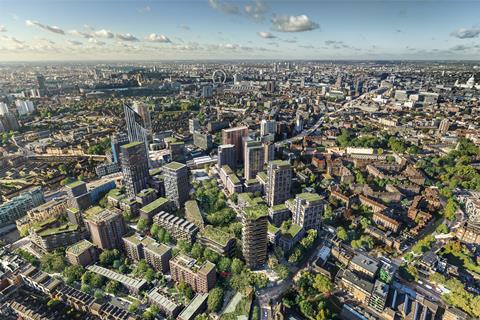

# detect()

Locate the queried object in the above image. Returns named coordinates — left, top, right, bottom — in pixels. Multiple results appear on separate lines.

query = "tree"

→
left=336, top=227, right=348, bottom=241
left=217, top=257, right=231, bottom=273
left=313, top=274, right=333, bottom=295
left=207, top=287, right=224, bottom=312
left=105, top=280, right=120, bottom=294
left=145, top=268, right=155, bottom=283
left=275, top=264, right=290, bottom=280
left=128, top=300, right=140, bottom=313
left=137, top=218, right=148, bottom=232
left=90, top=274, right=105, bottom=288
left=299, top=300, right=315, bottom=319
left=40, top=251, right=66, bottom=273
left=436, top=223, right=449, bottom=234
left=444, top=198, right=457, bottom=220
left=94, top=289, right=104, bottom=301
left=99, top=249, right=120, bottom=267
left=63, top=265, right=85, bottom=284
left=252, top=272, right=269, bottom=289
left=203, top=248, right=220, bottom=263
left=177, top=281, right=194, bottom=301
left=191, top=243, right=205, bottom=260
left=150, top=224, right=159, bottom=238
left=230, top=258, right=244, bottom=274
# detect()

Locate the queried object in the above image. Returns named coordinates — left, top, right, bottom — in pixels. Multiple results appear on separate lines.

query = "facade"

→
left=66, top=180, right=91, bottom=211
left=268, top=204, right=291, bottom=227
left=372, top=211, right=401, bottom=233
left=66, top=240, right=98, bottom=267
left=339, top=269, right=373, bottom=304
left=133, top=101, right=152, bottom=141
left=124, top=104, right=149, bottom=156
left=242, top=205, right=268, bottom=269
left=169, top=254, right=217, bottom=293
left=147, top=288, right=182, bottom=317
left=222, top=126, right=248, bottom=163
left=30, top=220, right=87, bottom=251
left=123, top=234, right=172, bottom=273
left=87, top=265, right=147, bottom=294
left=287, top=193, right=323, bottom=230
left=162, top=162, right=190, bottom=209
left=139, top=197, right=171, bottom=223
left=260, top=119, right=276, bottom=136
left=153, top=211, right=199, bottom=243
left=0, top=187, right=44, bottom=228
left=244, top=140, right=265, bottom=180
left=266, top=160, right=292, bottom=206
left=121, top=141, right=150, bottom=199
left=189, top=119, right=200, bottom=134
left=84, top=207, right=127, bottom=250
left=217, top=144, right=236, bottom=170
left=197, top=225, right=236, bottom=256
left=193, top=132, right=213, bottom=151
left=110, top=132, right=129, bottom=164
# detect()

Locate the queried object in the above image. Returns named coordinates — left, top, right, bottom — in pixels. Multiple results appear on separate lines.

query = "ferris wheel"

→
left=212, top=69, right=227, bottom=84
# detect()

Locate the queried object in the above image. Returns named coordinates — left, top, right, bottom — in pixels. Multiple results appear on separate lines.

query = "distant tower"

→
left=133, top=101, right=152, bottom=141
left=266, top=81, right=276, bottom=93
left=124, top=104, right=149, bottom=159
left=335, top=75, right=343, bottom=89
left=121, top=141, right=149, bottom=198
left=244, top=140, right=264, bottom=180
left=111, top=132, right=129, bottom=164
left=438, top=119, right=450, bottom=135
left=266, top=160, right=292, bottom=206
left=162, top=162, right=190, bottom=210
left=218, top=144, right=236, bottom=170
left=37, top=74, right=46, bottom=95
left=222, top=126, right=249, bottom=164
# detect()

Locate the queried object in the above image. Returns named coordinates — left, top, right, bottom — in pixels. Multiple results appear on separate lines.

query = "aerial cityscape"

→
left=0, top=1, right=480, bottom=320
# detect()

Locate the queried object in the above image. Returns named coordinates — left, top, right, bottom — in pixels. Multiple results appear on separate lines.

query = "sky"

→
left=0, top=0, right=480, bottom=61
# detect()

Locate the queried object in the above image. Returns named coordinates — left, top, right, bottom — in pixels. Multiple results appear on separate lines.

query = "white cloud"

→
left=1, top=35, right=24, bottom=44
left=245, top=0, right=267, bottom=21
left=116, top=33, right=139, bottom=42
left=94, top=29, right=114, bottom=38
left=257, top=31, right=275, bottom=39
left=25, top=20, right=65, bottom=35
left=0, top=25, right=7, bottom=32
left=208, top=0, right=240, bottom=15
left=67, top=40, right=82, bottom=46
left=88, top=38, right=106, bottom=46
left=145, top=33, right=171, bottom=43
left=450, top=27, right=480, bottom=39
left=271, top=15, right=319, bottom=32
left=69, top=29, right=93, bottom=38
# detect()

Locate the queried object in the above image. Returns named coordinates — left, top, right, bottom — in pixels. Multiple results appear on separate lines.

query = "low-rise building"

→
left=147, top=288, right=182, bottom=317
left=66, top=240, right=98, bottom=267
left=197, top=225, right=236, bottom=256
left=153, top=211, right=199, bottom=243
left=169, top=254, right=216, bottom=293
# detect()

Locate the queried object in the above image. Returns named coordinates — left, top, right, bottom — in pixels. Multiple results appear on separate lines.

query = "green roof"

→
left=66, top=180, right=84, bottom=188
left=270, top=160, right=290, bottom=168
left=137, top=188, right=156, bottom=197
left=163, top=162, right=185, bottom=171
left=107, top=188, right=124, bottom=200
left=123, top=141, right=143, bottom=149
left=164, top=137, right=178, bottom=144
left=84, top=206, right=104, bottom=218
left=243, top=205, right=268, bottom=220
left=228, top=173, right=240, bottom=185
left=283, top=223, right=303, bottom=238
left=66, top=240, right=94, bottom=256
left=271, top=203, right=287, bottom=212
left=257, top=172, right=267, bottom=181
left=149, top=168, right=162, bottom=176
left=67, top=207, right=79, bottom=214
left=38, top=223, right=78, bottom=237
left=245, top=178, right=258, bottom=185
left=297, top=192, right=322, bottom=202
left=200, top=225, right=235, bottom=246
left=268, top=223, right=279, bottom=234
left=185, top=200, right=203, bottom=222
left=141, top=197, right=169, bottom=214
left=222, top=165, right=233, bottom=174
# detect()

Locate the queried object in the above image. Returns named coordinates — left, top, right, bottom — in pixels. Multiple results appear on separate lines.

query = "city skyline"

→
left=1, top=0, right=480, bottom=61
